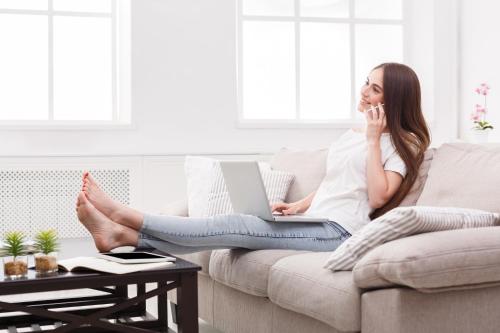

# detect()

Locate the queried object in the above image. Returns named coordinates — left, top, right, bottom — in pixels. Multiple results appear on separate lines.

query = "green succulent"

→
left=3, top=231, right=26, bottom=260
left=34, top=229, right=59, bottom=255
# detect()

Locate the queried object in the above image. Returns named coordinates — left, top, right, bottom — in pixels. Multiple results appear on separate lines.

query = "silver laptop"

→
left=219, top=161, right=329, bottom=223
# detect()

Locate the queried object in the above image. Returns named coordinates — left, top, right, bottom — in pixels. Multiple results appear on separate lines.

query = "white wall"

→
left=0, top=0, right=339, bottom=157
left=460, top=0, right=500, bottom=142
left=0, top=0, right=461, bottom=157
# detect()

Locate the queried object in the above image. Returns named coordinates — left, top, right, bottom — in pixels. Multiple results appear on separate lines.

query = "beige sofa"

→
left=166, top=143, right=500, bottom=333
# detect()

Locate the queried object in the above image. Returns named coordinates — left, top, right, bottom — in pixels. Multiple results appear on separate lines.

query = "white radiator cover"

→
left=0, top=154, right=270, bottom=240
left=0, top=169, right=130, bottom=239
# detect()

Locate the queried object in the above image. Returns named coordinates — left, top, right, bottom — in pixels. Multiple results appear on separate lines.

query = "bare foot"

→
left=82, top=172, right=123, bottom=220
left=82, top=172, right=144, bottom=231
left=76, top=192, right=137, bottom=252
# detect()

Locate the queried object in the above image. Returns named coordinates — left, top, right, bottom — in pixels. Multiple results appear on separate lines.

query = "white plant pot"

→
left=471, top=130, right=491, bottom=143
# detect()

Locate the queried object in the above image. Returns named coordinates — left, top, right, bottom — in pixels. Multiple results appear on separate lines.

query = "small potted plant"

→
left=2, top=231, right=28, bottom=279
left=34, top=229, right=59, bottom=274
left=470, top=83, right=494, bottom=143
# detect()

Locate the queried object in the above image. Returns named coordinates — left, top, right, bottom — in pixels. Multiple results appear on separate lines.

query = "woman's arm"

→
left=365, top=104, right=403, bottom=209
left=272, top=191, right=317, bottom=215
left=366, top=142, right=403, bottom=208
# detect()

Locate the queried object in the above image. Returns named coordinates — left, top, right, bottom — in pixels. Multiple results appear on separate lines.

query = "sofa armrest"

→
left=158, top=199, right=189, bottom=217
left=353, top=227, right=500, bottom=292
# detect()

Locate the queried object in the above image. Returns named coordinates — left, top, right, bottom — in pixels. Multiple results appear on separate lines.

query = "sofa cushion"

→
left=176, top=250, right=212, bottom=276
left=398, top=148, right=435, bottom=206
left=353, top=227, right=500, bottom=292
left=361, top=286, right=500, bottom=333
left=417, top=143, right=500, bottom=213
left=268, top=252, right=361, bottom=332
left=324, top=206, right=500, bottom=271
left=270, top=148, right=328, bottom=203
left=209, top=249, right=307, bottom=297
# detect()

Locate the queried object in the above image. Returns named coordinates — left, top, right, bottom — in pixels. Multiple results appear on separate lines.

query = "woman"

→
left=76, top=62, right=430, bottom=254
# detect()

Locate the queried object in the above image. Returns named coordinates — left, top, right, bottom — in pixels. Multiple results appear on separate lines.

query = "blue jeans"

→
left=137, top=213, right=351, bottom=254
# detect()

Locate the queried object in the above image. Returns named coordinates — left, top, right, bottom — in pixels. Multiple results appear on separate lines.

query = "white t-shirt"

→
left=306, top=129, right=407, bottom=234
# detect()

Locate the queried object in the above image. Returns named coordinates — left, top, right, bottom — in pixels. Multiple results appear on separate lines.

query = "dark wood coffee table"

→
left=0, top=255, right=201, bottom=333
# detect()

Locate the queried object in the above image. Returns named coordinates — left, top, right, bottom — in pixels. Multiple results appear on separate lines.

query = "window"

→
left=238, top=0, right=404, bottom=126
left=0, top=0, right=131, bottom=126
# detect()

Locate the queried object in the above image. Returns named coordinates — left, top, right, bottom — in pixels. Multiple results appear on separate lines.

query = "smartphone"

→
left=365, top=103, right=384, bottom=112
left=97, top=251, right=176, bottom=264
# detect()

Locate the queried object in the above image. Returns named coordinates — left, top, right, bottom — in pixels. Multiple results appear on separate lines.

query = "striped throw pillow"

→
left=206, top=161, right=294, bottom=216
left=324, top=206, right=500, bottom=271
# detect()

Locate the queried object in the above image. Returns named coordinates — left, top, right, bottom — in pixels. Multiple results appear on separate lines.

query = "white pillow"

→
left=185, top=156, right=294, bottom=217
left=324, top=206, right=500, bottom=271
left=185, top=156, right=215, bottom=217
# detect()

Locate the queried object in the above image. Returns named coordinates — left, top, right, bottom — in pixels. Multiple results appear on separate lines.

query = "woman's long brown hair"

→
left=369, top=63, right=431, bottom=219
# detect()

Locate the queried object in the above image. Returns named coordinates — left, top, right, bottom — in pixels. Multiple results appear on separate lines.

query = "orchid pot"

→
left=470, top=83, right=494, bottom=143
left=471, top=129, right=491, bottom=144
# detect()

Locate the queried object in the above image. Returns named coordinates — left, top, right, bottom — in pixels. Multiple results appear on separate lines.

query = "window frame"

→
left=0, top=0, right=131, bottom=129
left=236, top=0, right=407, bottom=128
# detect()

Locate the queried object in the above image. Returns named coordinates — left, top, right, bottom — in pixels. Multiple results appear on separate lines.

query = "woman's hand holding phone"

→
left=365, top=103, right=387, bottom=144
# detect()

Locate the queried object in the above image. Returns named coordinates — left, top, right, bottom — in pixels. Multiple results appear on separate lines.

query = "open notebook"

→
left=58, top=256, right=174, bottom=274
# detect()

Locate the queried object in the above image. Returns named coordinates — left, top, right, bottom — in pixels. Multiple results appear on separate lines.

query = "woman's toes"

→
left=87, top=173, right=96, bottom=183
left=77, top=191, right=87, bottom=204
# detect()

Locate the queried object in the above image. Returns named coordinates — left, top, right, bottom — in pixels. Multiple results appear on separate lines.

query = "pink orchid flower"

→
left=470, top=113, right=480, bottom=121
left=475, top=83, right=490, bottom=96
left=475, top=104, right=487, bottom=113
left=470, top=112, right=481, bottom=121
